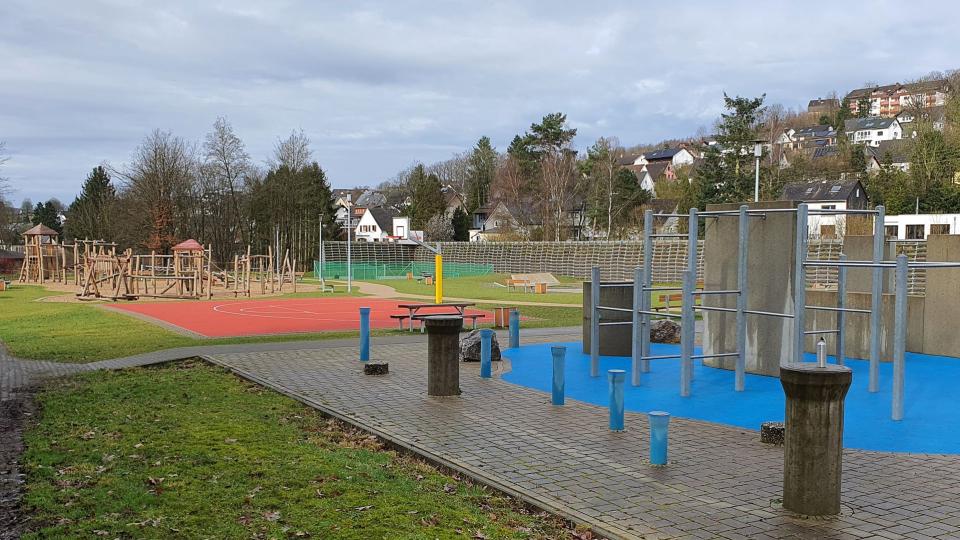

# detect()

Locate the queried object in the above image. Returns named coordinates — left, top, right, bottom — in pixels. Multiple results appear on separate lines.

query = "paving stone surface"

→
left=206, top=337, right=960, bottom=540
left=4, top=327, right=960, bottom=539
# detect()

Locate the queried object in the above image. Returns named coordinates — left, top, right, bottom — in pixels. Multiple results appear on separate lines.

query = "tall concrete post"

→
left=780, top=363, right=852, bottom=516
left=426, top=316, right=463, bottom=396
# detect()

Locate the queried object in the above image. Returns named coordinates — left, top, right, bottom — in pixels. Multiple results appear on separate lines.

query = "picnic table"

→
left=395, top=302, right=476, bottom=332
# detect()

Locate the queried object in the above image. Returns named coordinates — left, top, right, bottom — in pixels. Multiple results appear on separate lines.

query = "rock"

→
left=760, top=421, right=784, bottom=445
left=459, top=330, right=501, bottom=362
left=650, top=320, right=681, bottom=344
left=363, top=363, right=389, bottom=375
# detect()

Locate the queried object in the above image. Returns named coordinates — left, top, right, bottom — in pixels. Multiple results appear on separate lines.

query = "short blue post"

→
left=649, top=411, right=670, bottom=465
left=479, top=328, right=494, bottom=378
left=359, top=307, right=371, bottom=361
left=608, top=369, right=626, bottom=432
left=509, top=309, right=520, bottom=348
left=551, top=346, right=566, bottom=405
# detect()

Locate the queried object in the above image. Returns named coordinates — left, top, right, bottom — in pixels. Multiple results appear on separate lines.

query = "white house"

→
left=636, top=147, right=697, bottom=167
left=781, top=179, right=870, bottom=238
left=884, top=214, right=960, bottom=240
left=843, top=117, right=902, bottom=147
left=354, top=207, right=399, bottom=242
left=774, top=126, right=837, bottom=150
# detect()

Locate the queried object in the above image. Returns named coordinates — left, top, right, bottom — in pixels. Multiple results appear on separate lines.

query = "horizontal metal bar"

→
left=808, top=209, right=881, bottom=215
left=692, top=352, right=739, bottom=360
left=804, top=329, right=840, bottom=335
left=695, top=305, right=737, bottom=313
left=637, top=310, right=682, bottom=318
left=599, top=321, right=633, bottom=326
left=649, top=234, right=688, bottom=238
left=644, top=286, right=682, bottom=292
left=806, top=305, right=871, bottom=314
left=692, top=289, right=740, bottom=295
left=596, top=305, right=633, bottom=313
left=598, top=282, right=634, bottom=287
left=804, top=261, right=895, bottom=268
left=640, top=354, right=682, bottom=360
left=745, top=309, right=794, bottom=319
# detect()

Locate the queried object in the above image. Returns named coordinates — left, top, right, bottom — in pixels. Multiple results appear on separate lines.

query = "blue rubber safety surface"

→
left=501, top=341, right=960, bottom=454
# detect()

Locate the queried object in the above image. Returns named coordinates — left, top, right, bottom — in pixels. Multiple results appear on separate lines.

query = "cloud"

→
left=0, top=0, right=958, bottom=202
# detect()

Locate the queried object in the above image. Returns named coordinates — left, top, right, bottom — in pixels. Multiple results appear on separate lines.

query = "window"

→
left=906, top=224, right=925, bottom=240
left=931, top=224, right=951, bottom=235
left=877, top=131, right=884, bottom=137
left=885, top=225, right=898, bottom=238
left=821, top=204, right=836, bottom=210
left=820, top=225, right=837, bottom=237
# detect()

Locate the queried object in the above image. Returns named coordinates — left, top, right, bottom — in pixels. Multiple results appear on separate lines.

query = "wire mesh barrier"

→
left=805, top=238, right=842, bottom=290
left=313, top=260, right=492, bottom=280
left=891, top=241, right=927, bottom=296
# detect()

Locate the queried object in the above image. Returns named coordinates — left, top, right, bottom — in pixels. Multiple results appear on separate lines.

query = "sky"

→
left=1, top=1, right=958, bottom=204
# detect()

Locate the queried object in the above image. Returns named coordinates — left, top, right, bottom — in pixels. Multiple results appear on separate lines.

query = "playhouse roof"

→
left=172, top=239, right=204, bottom=251
left=23, top=224, right=58, bottom=236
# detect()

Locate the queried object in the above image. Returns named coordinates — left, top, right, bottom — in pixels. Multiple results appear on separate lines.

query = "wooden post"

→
left=206, top=245, right=213, bottom=299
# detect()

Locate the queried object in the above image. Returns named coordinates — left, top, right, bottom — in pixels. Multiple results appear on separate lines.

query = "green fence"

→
left=313, top=261, right=493, bottom=280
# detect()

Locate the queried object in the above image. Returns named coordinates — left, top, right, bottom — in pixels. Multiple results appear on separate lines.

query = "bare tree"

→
left=540, top=150, right=580, bottom=241
left=427, top=152, right=470, bottom=194
left=203, top=117, right=251, bottom=251
left=0, top=141, right=9, bottom=198
left=271, top=129, right=312, bottom=172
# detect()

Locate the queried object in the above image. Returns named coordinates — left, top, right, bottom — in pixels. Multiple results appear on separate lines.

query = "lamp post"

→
left=318, top=213, right=324, bottom=287
left=753, top=140, right=763, bottom=202
left=346, top=204, right=352, bottom=294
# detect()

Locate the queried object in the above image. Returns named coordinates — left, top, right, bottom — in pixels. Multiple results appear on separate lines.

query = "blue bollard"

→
left=479, top=328, right=494, bottom=378
left=649, top=411, right=670, bottom=465
left=551, top=346, right=566, bottom=405
left=608, top=369, right=626, bottom=431
left=359, top=307, right=371, bottom=361
left=509, top=309, right=520, bottom=348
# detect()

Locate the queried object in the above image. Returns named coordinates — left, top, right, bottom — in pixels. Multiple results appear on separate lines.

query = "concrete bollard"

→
left=359, top=307, right=371, bottom=361
left=509, top=309, right=520, bottom=348
left=426, top=316, right=463, bottom=396
left=551, top=346, right=566, bottom=405
left=608, top=369, right=626, bottom=431
left=780, top=363, right=852, bottom=516
left=479, top=328, right=494, bottom=378
left=649, top=411, right=670, bottom=465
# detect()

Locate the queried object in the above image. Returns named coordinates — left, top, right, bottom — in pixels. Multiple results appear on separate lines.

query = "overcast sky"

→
left=1, top=1, right=958, bottom=204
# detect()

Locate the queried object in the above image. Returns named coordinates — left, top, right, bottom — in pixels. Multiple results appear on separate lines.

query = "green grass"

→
left=22, top=361, right=575, bottom=539
left=368, top=274, right=584, bottom=305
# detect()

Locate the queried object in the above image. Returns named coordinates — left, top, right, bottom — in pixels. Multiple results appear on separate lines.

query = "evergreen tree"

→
left=66, top=166, right=116, bottom=240
left=32, top=200, right=63, bottom=235
left=465, top=136, right=497, bottom=212
left=407, top=164, right=445, bottom=229
left=693, top=94, right=766, bottom=207
left=451, top=206, right=470, bottom=241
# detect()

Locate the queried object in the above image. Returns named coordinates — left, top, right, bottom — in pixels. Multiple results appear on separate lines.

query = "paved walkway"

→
left=4, top=330, right=960, bottom=539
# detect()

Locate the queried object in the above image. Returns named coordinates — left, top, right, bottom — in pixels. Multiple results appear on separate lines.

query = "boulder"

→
left=459, top=330, right=502, bottom=362
left=650, top=319, right=681, bottom=343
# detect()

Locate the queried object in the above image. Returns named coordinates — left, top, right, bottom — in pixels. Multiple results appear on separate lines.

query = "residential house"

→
left=781, top=178, right=869, bottom=237
left=843, top=117, right=902, bottom=147
left=868, top=140, right=913, bottom=171
left=897, top=105, right=946, bottom=133
left=354, top=207, right=399, bottom=242
left=469, top=200, right=538, bottom=241
left=808, top=98, right=840, bottom=116
left=845, top=80, right=950, bottom=118
left=774, top=125, right=837, bottom=151
left=441, top=186, right=466, bottom=217
left=636, top=146, right=697, bottom=167
left=884, top=214, right=960, bottom=240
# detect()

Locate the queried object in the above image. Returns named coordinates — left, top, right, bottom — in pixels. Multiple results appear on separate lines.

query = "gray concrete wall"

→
left=702, top=201, right=797, bottom=377
left=921, top=235, right=960, bottom=357
left=582, top=282, right=633, bottom=356
left=842, top=235, right=893, bottom=294
left=804, top=290, right=924, bottom=360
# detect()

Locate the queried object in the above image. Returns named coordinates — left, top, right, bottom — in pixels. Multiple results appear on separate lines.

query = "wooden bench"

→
left=655, top=294, right=682, bottom=312
left=505, top=278, right=533, bottom=292
left=390, top=314, right=414, bottom=330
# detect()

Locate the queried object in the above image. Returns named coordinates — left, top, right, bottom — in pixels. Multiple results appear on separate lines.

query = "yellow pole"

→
left=434, top=253, right=443, bottom=304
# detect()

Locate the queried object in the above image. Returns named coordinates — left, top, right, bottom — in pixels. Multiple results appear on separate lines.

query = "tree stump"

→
left=425, top=316, right=463, bottom=396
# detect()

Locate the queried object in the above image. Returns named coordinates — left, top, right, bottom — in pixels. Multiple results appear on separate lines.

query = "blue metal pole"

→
left=509, top=308, right=520, bottom=349
left=608, top=369, right=625, bottom=431
left=649, top=411, right=670, bottom=465
left=551, top=346, right=566, bottom=406
left=359, top=307, right=371, bottom=361
left=479, top=328, right=493, bottom=378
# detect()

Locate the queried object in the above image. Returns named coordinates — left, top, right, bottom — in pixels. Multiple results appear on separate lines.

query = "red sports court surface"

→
left=107, top=297, right=492, bottom=338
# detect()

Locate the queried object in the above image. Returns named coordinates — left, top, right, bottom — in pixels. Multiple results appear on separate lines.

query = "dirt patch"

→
left=0, top=391, right=35, bottom=540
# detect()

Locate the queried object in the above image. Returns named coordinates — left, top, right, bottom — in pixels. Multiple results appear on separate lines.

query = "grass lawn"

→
left=21, top=361, right=576, bottom=539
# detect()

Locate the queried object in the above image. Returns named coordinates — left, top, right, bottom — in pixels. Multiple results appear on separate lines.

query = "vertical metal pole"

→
left=631, top=266, right=642, bottom=386
left=359, top=307, right=371, bottom=361
left=869, top=205, right=886, bottom=392
left=816, top=338, right=827, bottom=368
left=686, top=208, right=698, bottom=384
left=479, top=328, right=493, bottom=379
left=551, top=346, right=565, bottom=406
left=590, top=266, right=601, bottom=378
left=836, top=253, right=847, bottom=366
left=648, top=411, right=670, bottom=466
left=680, top=269, right=694, bottom=397
left=346, top=209, right=353, bottom=293
left=793, top=203, right=809, bottom=363
left=608, top=369, right=625, bottom=431
left=735, top=205, right=748, bottom=391
left=892, top=254, right=907, bottom=421
left=318, top=213, right=324, bottom=286
left=509, top=308, right=520, bottom=349
left=641, top=209, right=653, bottom=372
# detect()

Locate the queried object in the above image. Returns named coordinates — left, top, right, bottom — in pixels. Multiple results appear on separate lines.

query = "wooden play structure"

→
left=17, top=231, right=299, bottom=301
